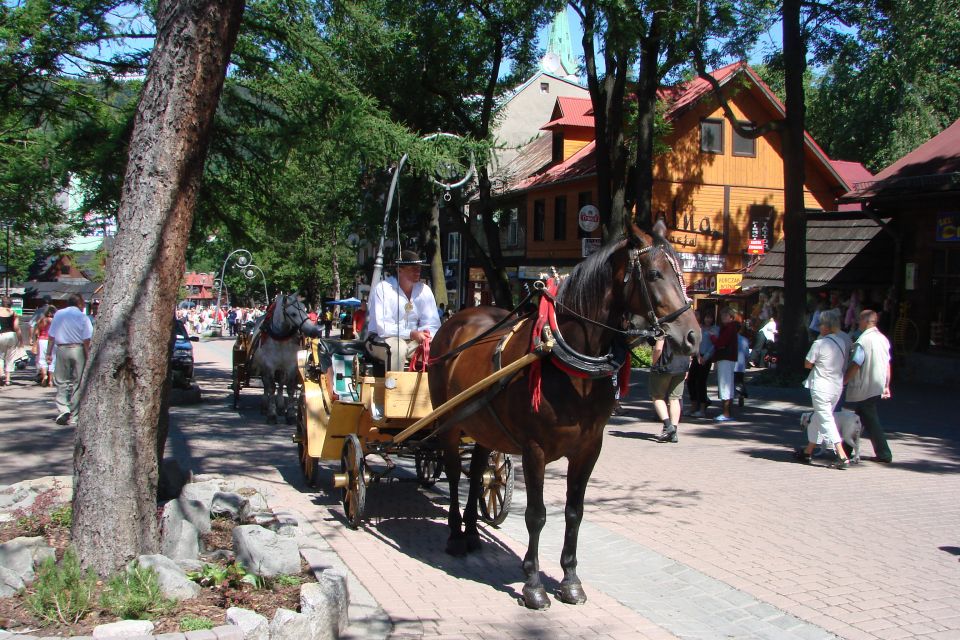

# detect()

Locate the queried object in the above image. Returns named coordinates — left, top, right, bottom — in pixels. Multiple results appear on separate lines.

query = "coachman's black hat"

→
left=395, top=250, right=426, bottom=266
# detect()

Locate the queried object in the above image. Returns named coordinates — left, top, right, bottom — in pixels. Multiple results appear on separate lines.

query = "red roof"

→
left=841, top=118, right=960, bottom=201
left=508, top=61, right=847, bottom=197
left=541, top=96, right=595, bottom=130
left=184, top=272, right=215, bottom=287
left=830, top=161, right=873, bottom=210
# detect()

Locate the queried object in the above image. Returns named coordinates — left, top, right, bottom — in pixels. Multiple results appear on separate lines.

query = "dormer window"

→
left=552, top=131, right=564, bottom=163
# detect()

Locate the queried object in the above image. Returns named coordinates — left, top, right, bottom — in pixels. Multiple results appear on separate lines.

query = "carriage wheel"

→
left=479, top=451, right=514, bottom=527
left=415, top=449, right=443, bottom=487
left=340, top=434, right=367, bottom=529
left=296, top=393, right=318, bottom=488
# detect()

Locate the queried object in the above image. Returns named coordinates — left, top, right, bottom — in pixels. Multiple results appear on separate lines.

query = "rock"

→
left=211, top=492, right=248, bottom=520
left=226, top=607, right=269, bottom=640
left=244, top=491, right=269, bottom=515
left=269, top=608, right=318, bottom=640
left=160, top=501, right=200, bottom=561
left=176, top=559, right=205, bottom=573
left=270, top=512, right=300, bottom=537
left=210, top=626, right=244, bottom=640
left=300, top=577, right=348, bottom=640
left=0, top=536, right=56, bottom=583
left=0, top=565, right=25, bottom=597
left=157, top=458, right=189, bottom=501
left=203, top=549, right=235, bottom=564
left=232, top=525, right=299, bottom=577
left=134, top=554, right=201, bottom=601
left=92, top=619, right=155, bottom=638
left=321, top=569, right=349, bottom=633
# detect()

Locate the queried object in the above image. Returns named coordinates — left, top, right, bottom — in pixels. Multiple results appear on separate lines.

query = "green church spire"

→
left=541, top=9, right=578, bottom=80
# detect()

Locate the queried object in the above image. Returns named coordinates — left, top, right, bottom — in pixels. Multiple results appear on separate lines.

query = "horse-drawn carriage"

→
left=294, top=335, right=524, bottom=529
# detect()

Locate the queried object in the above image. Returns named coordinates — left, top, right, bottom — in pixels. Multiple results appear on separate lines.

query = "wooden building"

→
left=469, top=62, right=855, bottom=302
left=839, top=117, right=960, bottom=376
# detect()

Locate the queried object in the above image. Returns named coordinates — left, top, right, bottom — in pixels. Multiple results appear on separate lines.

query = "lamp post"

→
left=239, top=264, right=269, bottom=305
left=216, top=249, right=253, bottom=310
left=1, top=219, right=12, bottom=296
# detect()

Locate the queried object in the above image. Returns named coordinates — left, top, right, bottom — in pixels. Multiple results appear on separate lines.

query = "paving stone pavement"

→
left=2, top=337, right=959, bottom=640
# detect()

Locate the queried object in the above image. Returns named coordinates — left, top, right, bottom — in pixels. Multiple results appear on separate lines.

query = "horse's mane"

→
left=556, top=236, right=626, bottom=317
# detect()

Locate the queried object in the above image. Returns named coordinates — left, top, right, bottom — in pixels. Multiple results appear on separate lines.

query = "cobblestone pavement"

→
left=2, top=337, right=959, bottom=640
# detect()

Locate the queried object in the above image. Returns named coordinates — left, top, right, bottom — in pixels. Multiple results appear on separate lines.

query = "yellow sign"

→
left=715, top=273, right=743, bottom=295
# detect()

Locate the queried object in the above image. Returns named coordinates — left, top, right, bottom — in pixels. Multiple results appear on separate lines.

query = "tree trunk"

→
left=632, top=41, right=660, bottom=230
left=475, top=168, right=514, bottom=307
left=72, top=0, right=244, bottom=574
left=426, top=196, right=448, bottom=309
left=331, top=227, right=341, bottom=302
left=779, top=0, right=809, bottom=372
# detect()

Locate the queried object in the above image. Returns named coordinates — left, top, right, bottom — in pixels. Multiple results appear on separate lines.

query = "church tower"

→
left=540, top=9, right=578, bottom=81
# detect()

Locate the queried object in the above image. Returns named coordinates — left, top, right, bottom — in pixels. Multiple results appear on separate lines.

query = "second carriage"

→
left=294, top=336, right=520, bottom=528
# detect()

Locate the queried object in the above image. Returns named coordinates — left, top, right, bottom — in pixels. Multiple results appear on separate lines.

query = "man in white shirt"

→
left=367, top=250, right=441, bottom=371
left=46, top=294, right=94, bottom=425
left=844, top=309, right=893, bottom=463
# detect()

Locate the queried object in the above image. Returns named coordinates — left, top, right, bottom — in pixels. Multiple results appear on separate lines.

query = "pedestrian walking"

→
left=844, top=309, right=893, bottom=463
left=649, top=336, right=692, bottom=443
left=795, top=309, right=851, bottom=469
left=687, top=310, right=717, bottom=418
left=710, top=307, right=739, bottom=422
left=45, top=294, right=93, bottom=425
left=31, top=306, right=56, bottom=387
left=0, top=296, right=22, bottom=387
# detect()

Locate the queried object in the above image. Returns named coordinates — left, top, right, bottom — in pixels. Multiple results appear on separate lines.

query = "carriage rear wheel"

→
left=296, top=393, right=318, bottom=487
left=415, top=449, right=444, bottom=487
left=340, top=433, right=367, bottom=529
left=479, top=451, right=514, bottom=527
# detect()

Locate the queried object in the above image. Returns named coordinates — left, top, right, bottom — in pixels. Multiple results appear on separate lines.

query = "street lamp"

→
left=239, top=264, right=269, bottom=305
left=1, top=219, right=12, bottom=296
left=216, top=249, right=253, bottom=310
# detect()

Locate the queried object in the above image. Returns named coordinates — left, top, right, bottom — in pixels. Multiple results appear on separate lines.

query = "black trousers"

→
left=687, top=358, right=711, bottom=405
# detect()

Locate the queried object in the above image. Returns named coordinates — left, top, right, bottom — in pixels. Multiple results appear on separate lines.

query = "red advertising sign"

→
left=747, top=239, right=765, bottom=255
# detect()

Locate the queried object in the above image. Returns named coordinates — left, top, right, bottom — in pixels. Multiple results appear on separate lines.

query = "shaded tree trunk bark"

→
left=72, top=0, right=245, bottom=574
left=780, top=0, right=809, bottom=372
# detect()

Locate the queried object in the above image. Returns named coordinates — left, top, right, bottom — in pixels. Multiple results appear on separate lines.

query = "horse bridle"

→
left=277, top=294, right=312, bottom=338
left=623, top=242, right=692, bottom=339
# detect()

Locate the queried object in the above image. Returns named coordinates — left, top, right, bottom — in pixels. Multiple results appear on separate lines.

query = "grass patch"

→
left=180, top=614, right=215, bottom=631
left=272, top=574, right=302, bottom=587
left=631, top=344, right=653, bottom=368
left=100, top=562, right=175, bottom=620
left=26, top=548, right=97, bottom=625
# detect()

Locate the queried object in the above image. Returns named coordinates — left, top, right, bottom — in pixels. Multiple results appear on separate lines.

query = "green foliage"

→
left=12, top=481, right=70, bottom=536
left=187, top=562, right=266, bottom=590
left=26, top=548, right=98, bottom=625
left=49, top=504, right=73, bottom=529
left=272, top=574, right=302, bottom=587
left=631, top=344, right=653, bottom=368
left=100, top=562, right=176, bottom=619
left=180, top=615, right=216, bottom=631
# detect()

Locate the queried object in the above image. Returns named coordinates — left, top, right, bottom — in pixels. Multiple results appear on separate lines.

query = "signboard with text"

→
left=715, top=273, right=743, bottom=295
left=747, top=239, right=765, bottom=255
left=936, top=213, right=960, bottom=241
left=678, top=252, right=725, bottom=273
left=578, top=205, right=600, bottom=232
left=582, top=237, right=602, bottom=257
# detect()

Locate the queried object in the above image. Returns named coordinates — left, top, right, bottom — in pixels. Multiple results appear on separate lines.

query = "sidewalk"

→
left=2, top=343, right=959, bottom=639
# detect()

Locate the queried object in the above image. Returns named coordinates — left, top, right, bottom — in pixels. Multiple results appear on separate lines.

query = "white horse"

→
left=249, top=293, right=322, bottom=424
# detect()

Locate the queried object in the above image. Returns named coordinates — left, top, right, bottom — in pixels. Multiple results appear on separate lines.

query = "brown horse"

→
left=427, top=222, right=699, bottom=609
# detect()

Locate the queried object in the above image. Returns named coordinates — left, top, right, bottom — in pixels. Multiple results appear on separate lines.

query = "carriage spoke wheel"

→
left=479, top=451, right=514, bottom=527
left=415, top=449, right=443, bottom=487
left=340, top=434, right=367, bottom=529
left=296, top=393, right=317, bottom=488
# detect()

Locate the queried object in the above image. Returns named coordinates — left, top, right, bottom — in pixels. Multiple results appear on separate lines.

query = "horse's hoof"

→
left=266, top=415, right=277, bottom=425
left=465, top=534, right=482, bottom=553
left=446, top=538, right=468, bottom=557
left=520, top=585, right=551, bottom=610
left=558, top=581, right=588, bottom=605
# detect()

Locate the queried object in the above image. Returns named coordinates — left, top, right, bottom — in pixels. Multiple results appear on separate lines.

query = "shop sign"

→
left=715, top=273, right=743, bottom=295
left=679, top=253, right=725, bottom=273
left=936, top=212, right=960, bottom=241
left=582, top=237, right=602, bottom=257
left=578, top=205, right=600, bottom=232
left=689, top=274, right=717, bottom=293
left=468, top=267, right=486, bottom=282
left=747, top=239, right=765, bottom=255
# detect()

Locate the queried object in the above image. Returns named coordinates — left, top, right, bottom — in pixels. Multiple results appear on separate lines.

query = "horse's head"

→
left=269, top=292, right=312, bottom=338
left=619, top=221, right=700, bottom=355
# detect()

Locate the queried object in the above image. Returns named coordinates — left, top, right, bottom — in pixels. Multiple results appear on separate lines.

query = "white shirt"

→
left=48, top=306, right=93, bottom=345
left=804, top=333, right=847, bottom=395
left=367, top=277, right=441, bottom=340
left=846, top=327, right=891, bottom=402
left=760, top=318, right=777, bottom=341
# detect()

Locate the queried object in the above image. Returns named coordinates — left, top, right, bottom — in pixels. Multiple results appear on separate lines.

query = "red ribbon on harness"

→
left=527, top=278, right=631, bottom=411
left=528, top=279, right=559, bottom=412
left=408, top=331, right=431, bottom=372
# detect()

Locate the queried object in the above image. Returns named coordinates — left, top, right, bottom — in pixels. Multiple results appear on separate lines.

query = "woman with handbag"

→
left=0, top=296, right=22, bottom=387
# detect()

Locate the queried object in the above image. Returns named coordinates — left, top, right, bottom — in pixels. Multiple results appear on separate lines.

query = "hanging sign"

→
left=748, top=239, right=765, bottom=255
left=715, top=273, right=743, bottom=295
left=578, top=205, right=600, bottom=232
left=936, top=212, right=959, bottom=241
left=582, top=238, right=602, bottom=257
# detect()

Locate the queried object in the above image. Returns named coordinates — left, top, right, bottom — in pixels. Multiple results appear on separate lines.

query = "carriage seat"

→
left=317, top=338, right=367, bottom=357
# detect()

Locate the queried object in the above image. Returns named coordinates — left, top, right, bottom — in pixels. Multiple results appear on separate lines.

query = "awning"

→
left=740, top=213, right=894, bottom=290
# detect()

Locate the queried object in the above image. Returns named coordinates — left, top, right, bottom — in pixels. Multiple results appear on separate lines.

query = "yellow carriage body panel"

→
left=360, top=372, right=433, bottom=420
left=303, top=377, right=365, bottom=460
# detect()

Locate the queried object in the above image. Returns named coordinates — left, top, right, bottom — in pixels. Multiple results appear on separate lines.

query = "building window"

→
left=732, top=121, right=756, bottom=157
left=447, top=232, right=461, bottom=262
left=554, top=196, right=567, bottom=241
left=533, top=199, right=545, bottom=241
left=540, top=82, right=550, bottom=94
left=506, top=208, right=520, bottom=248
left=700, top=119, right=724, bottom=154
left=552, top=131, right=564, bottom=163
left=577, top=191, right=593, bottom=238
